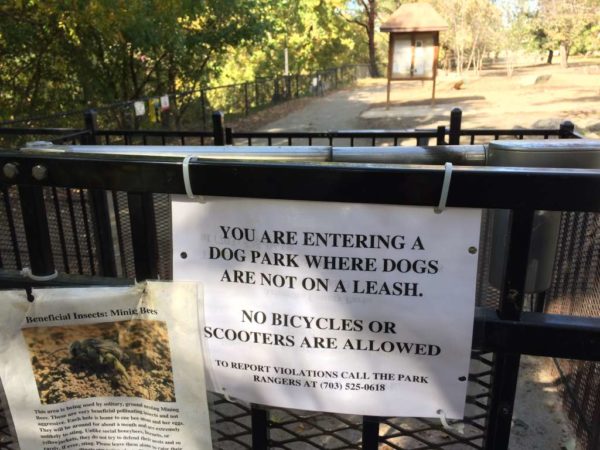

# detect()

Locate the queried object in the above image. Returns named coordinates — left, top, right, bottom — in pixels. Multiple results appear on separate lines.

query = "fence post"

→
left=362, top=416, right=380, bottom=450
left=449, top=108, right=462, bottom=145
left=559, top=120, right=575, bottom=139
left=201, top=90, right=208, bottom=130
left=436, top=125, right=446, bottom=145
left=255, top=81, right=260, bottom=108
left=81, top=109, right=118, bottom=277
left=212, top=111, right=226, bottom=145
left=285, top=75, right=292, bottom=100
left=244, top=82, right=250, bottom=116
left=225, top=128, right=233, bottom=145
left=83, top=109, right=98, bottom=145
left=18, top=184, right=55, bottom=277
left=295, top=74, right=300, bottom=98
left=127, top=192, right=159, bottom=281
left=484, top=209, right=535, bottom=450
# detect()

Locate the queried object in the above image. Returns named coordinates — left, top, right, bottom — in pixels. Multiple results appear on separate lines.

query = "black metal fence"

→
left=0, top=111, right=598, bottom=450
left=0, top=64, right=369, bottom=135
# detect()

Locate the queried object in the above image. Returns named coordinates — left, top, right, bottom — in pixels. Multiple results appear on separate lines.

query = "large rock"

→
left=519, top=74, right=551, bottom=87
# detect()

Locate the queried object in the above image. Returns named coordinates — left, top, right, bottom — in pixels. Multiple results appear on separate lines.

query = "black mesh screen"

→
left=545, top=212, right=600, bottom=450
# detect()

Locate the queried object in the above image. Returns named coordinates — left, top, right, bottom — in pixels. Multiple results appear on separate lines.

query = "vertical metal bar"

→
left=251, top=407, right=269, bottom=450
left=215, top=111, right=270, bottom=449
left=285, top=75, right=292, bottom=99
left=484, top=209, right=535, bottom=450
left=88, top=190, right=117, bottom=276
left=436, top=125, right=446, bottom=145
left=51, top=187, right=70, bottom=273
left=18, top=185, right=55, bottom=276
left=111, top=192, right=128, bottom=277
left=533, top=291, right=546, bottom=313
left=66, top=189, right=84, bottom=274
left=449, top=107, right=462, bottom=145
left=244, top=82, right=250, bottom=116
left=417, top=135, right=429, bottom=146
left=83, top=109, right=117, bottom=277
left=127, top=192, right=158, bottom=281
left=213, top=111, right=226, bottom=146
left=2, top=187, right=23, bottom=270
left=225, top=128, right=233, bottom=145
left=362, top=416, right=380, bottom=450
left=201, top=90, right=207, bottom=130
left=83, top=109, right=98, bottom=145
left=79, top=190, right=96, bottom=275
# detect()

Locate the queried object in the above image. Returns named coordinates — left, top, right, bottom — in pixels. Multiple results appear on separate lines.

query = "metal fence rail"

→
left=0, top=106, right=579, bottom=151
left=0, top=137, right=600, bottom=449
left=0, top=65, right=369, bottom=135
left=0, top=115, right=597, bottom=450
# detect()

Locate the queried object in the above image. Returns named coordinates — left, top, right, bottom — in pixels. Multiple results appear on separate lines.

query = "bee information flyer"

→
left=172, top=196, right=482, bottom=418
left=0, top=282, right=212, bottom=450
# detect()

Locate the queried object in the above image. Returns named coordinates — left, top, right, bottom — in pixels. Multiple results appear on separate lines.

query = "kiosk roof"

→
left=380, top=3, right=448, bottom=33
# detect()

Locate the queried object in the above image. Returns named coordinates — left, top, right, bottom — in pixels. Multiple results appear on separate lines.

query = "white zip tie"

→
left=182, top=155, right=206, bottom=203
left=434, top=162, right=453, bottom=214
left=20, top=267, right=58, bottom=282
left=437, top=409, right=465, bottom=434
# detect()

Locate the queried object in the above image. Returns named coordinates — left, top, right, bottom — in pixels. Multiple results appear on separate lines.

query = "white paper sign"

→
left=160, top=95, right=170, bottom=111
left=0, top=282, right=212, bottom=449
left=133, top=100, right=146, bottom=116
left=173, top=197, right=481, bottom=418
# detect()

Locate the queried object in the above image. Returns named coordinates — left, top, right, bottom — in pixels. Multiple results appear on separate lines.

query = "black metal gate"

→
left=0, top=109, right=598, bottom=450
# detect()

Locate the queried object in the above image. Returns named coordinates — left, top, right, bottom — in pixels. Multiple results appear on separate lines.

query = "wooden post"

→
left=432, top=32, right=440, bottom=104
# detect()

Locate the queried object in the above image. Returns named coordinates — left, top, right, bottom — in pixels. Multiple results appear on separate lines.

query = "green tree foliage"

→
left=533, top=0, right=600, bottom=67
left=0, top=0, right=364, bottom=125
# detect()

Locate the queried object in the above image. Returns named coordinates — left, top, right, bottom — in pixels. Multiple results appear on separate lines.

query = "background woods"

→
left=0, top=0, right=598, bottom=126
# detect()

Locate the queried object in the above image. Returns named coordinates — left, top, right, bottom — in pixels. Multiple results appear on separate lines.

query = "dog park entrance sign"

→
left=173, top=197, right=482, bottom=418
left=0, top=282, right=212, bottom=450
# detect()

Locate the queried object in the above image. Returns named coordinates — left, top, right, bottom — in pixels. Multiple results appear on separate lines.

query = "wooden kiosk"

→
left=381, top=3, right=448, bottom=105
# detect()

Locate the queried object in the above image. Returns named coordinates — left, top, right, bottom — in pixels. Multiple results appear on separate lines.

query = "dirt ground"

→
left=259, top=60, right=600, bottom=138
left=22, top=320, right=175, bottom=404
left=253, top=61, right=592, bottom=449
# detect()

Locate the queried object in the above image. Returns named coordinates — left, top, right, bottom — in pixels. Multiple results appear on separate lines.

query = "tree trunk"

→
left=560, top=43, right=568, bottom=68
left=367, top=0, right=379, bottom=77
left=546, top=49, right=553, bottom=64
